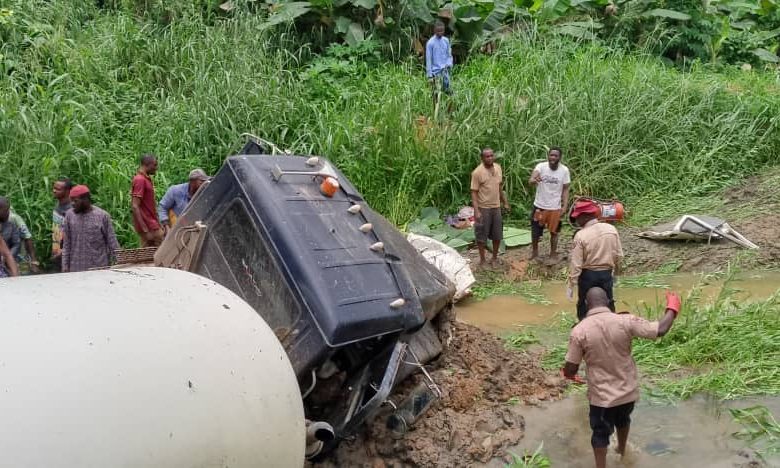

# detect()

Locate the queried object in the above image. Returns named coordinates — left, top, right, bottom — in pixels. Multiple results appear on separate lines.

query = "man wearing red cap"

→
left=61, top=185, right=120, bottom=273
left=563, top=287, right=681, bottom=468
left=569, top=199, right=623, bottom=320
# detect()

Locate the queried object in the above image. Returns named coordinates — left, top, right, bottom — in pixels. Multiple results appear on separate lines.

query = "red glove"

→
left=560, top=368, right=585, bottom=385
left=665, top=291, right=681, bottom=317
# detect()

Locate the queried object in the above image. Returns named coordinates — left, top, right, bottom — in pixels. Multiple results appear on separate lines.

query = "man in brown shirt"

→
left=564, top=287, right=680, bottom=468
left=569, top=200, right=623, bottom=320
left=470, top=147, right=510, bottom=267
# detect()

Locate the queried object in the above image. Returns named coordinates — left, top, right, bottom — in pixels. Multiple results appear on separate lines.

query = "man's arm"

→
left=131, top=196, right=150, bottom=234
left=61, top=215, right=71, bottom=272
left=563, top=332, right=583, bottom=380
left=425, top=40, right=433, bottom=78
left=0, top=236, right=19, bottom=276
left=529, top=168, right=542, bottom=185
left=569, top=236, right=583, bottom=286
left=446, top=38, right=453, bottom=68
left=471, top=190, right=481, bottom=220
left=561, top=183, right=570, bottom=212
left=629, top=291, right=680, bottom=338
left=103, top=214, right=121, bottom=263
left=499, top=183, right=509, bottom=211
left=157, top=188, right=174, bottom=226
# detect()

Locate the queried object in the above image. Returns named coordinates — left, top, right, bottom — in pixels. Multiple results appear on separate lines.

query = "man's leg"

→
left=550, top=232, right=559, bottom=260
left=475, top=210, right=487, bottom=266
left=589, top=405, right=612, bottom=468
left=491, top=208, right=502, bottom=264
left=604, top=271, right=616, bottom=311
left=530, top=208, right=542, bottom=259
left=612, top=402, right=635, bottom=456
left=576, top=270, right=594, bottom=320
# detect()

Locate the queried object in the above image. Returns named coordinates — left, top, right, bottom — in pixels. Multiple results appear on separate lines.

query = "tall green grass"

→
left=540, top=282, right=780, bottom=400
left=2, top=1, right=780, bottom=252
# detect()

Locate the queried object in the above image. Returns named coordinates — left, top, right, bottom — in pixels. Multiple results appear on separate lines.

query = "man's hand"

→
left=560, top=368, right=585, bottom=384
left=566, top=285, right=574, bottom=300
left=665, top=291, right=681, bottom=316
left=29, top=261, right=40, bottom=274
left=503, top=201, right=511, bottom=212
left=474, top=209, right=482, bottom=221
left=531, top=172, right=542, bottom=184
left=142, top=230, right=157, bottom=242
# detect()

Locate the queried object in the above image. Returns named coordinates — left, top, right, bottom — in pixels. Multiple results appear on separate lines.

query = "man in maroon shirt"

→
left=131, top=154, right=163, bottom=247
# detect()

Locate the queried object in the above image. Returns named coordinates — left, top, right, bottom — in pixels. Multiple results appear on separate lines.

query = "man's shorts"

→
left=589, top=401, right=635, bottom=448
left=474, top=207, right=503, bottom=243
left=530, top=206, right=562, bottom=239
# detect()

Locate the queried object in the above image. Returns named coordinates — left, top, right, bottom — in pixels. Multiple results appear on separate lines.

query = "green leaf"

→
left=352, top=0, right=377, bottom=9
left=554, top=24, right=597, bottom=40
left=431, top=232, right=449, bottom=242
left=420, top=206, right=440, bottom=220
left=344, top=22, right=365, bottom=47
left=482, top=0, right=510, bottom=32
left=259, top=2, right=312, bottom=30
left=643, top=9, right=691, bottom=21
left=408, top=220, right=432, bottom=235
left=403, top=0, right=435, bottom=22
left=456, top=229, right=476, bottom=242
left=537, top=0, right=572, bottom=22
left=752, top=48, right=780, bottom=62
left=503, top=227, right=532, bottom=247
left=334, top=16, right=351, bottom=34
left=446, top=238, right=470, bottom=249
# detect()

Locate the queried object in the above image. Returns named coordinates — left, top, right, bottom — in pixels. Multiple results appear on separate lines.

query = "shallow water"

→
left=492, top=393, right=780, bottom=468
left=457, top=270, right=780, bottom=334
left=459, top=270, right=780, bottom=467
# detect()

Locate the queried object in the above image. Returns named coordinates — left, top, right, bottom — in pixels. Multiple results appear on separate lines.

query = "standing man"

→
left=0, top=235, right=19, bottom=278
left=425, top=20, right=453, bottom=113
left=471, top=147, right=510, bottom=268
left=52, top=177, right=73, bottom=271
left=0, top=197, right=21, bottom=263
left=9, top=209, right=40, bottom=273
left=157, top=168, right=210, bottom=231
left=529, top=147, right=570, bottom=261
left=569, top=199, right=623, bottom=320
left=61, top=185, right=120, bottom=273
left=563, top=287, right=681, bottom=468
left=131, top=154, right=163, bottom=247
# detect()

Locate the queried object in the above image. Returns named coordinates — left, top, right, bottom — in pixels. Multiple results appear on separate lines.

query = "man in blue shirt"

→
left=425, top=20, right=453, bottom=112
left=158, top=168, right=211, bottom=231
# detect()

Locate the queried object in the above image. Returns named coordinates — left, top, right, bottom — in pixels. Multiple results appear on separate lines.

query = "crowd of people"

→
left=0, top=154, right=210, bottom=278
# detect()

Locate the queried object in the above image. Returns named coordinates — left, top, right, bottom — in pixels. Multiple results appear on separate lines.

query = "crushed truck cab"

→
left=156, top=139, right=454, bottom=457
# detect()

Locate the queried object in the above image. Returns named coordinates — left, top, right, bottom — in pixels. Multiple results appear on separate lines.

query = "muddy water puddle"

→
left=457, top=270, right=780, bottom=334
left=488, top=393, right=780, bottom=468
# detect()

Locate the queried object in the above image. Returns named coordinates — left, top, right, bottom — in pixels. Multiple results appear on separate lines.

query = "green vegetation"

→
left=1, top=0, right=780, bottom=256
left=263, top=0, right=780, bottom=66
left=731, top=405, right=780, bottom=457
left=540, top=278, right=780, bottom=400
left=472, top=276, right=551, bottom=303
left=506, top=444, right=552, bottom=468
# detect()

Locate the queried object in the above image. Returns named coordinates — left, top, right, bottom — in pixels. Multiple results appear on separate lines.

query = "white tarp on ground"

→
left=407, top=233, right=475, bottom=302
left=637, top=214, right=758, bottom=249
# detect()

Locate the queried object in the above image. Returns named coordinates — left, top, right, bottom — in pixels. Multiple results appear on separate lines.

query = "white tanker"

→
left=0, top=267, right=305, bottom=467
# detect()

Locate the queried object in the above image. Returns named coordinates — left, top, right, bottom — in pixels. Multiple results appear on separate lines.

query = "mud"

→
left=318, top=323, right=565, bottom=467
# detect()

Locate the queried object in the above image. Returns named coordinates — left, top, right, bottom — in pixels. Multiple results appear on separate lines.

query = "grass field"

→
left=2, top=1, right=780, bottom=253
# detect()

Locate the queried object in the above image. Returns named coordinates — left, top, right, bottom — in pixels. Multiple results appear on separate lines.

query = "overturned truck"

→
left=155, top=138, right=455, bottom=458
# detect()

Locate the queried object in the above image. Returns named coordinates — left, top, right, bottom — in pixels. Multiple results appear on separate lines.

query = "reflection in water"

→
left=491, top=393, right=779, bottom=468
left=457, top=271, right=780, bottom=334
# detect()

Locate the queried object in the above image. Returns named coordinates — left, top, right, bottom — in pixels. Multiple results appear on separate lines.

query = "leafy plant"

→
left=730, top=405, right=780, bottom=456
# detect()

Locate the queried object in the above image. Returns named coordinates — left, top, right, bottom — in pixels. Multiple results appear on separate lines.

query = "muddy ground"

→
left=318, top=173, right=779, bottom=467
left=468, top=171, right=780, bottom=280
left=318, top=323, right=565, bottom=468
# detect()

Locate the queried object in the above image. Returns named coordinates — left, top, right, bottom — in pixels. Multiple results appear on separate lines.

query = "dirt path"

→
left=318, top=323, right=565, bottom=467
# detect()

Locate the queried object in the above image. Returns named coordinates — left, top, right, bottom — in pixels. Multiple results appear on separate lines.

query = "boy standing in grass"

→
left=425, top=20, right=453, bottom=113
left=563, top=287, right=681, bottom=468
